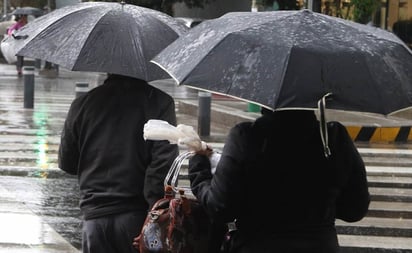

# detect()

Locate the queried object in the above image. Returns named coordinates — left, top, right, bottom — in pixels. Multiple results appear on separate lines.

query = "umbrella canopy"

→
left=152, top=9, right=412, bottom=115
left=14, top=2, right=188, bottom=81
left=12, top=7, right=44, bottom=17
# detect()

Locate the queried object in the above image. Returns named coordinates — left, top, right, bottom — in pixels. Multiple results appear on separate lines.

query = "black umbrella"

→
left=152, top=9, right=412, bottom=115
left=14, top=2, right=188, bottom=81
left=12, top=7, right=44, bottom=17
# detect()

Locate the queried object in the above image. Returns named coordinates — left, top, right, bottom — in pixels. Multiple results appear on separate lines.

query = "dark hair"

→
left=15, top=14, right=27, bottom=21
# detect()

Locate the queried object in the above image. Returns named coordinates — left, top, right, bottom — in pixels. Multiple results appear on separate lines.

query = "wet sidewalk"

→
left=0, top=183, right=80, bottom=253
left=0, top=63, right=96, bottom=253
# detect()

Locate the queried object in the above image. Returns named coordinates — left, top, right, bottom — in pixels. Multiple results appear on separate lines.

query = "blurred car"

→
left=175, top=17, right=204, bottom=28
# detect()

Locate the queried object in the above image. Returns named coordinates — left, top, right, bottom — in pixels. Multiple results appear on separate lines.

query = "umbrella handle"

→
left=318, top=93, right=332, bottom=158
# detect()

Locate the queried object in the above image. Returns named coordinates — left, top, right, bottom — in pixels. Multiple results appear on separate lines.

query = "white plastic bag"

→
left=143, top=119, right=207, bottom=151
left=143, top=120, right=221, bottom=174
left=143, top=119, right=182, bottom=144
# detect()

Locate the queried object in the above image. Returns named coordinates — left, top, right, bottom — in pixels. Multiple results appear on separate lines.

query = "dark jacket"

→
left=58, top=75, right=179, bottom=220
left=189, top=110, right=370, bottom=253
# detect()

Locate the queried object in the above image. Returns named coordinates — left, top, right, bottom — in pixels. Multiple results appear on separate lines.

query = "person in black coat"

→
left=189, top=109, right=370, bottom=253
left=58, top=74, right=179, bottom=253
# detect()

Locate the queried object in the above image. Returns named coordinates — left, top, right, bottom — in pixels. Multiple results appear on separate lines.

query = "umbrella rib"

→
left=151, top=60, right=180, bottom=85
left=183, top=84, right=268, bottom=109
left=272, top=46, right=294, bottom=109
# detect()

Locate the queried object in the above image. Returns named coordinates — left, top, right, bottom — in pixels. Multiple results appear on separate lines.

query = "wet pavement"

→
left=0, top=175, right=81, bottom=251
left=0, top=63, right=97, bottom=252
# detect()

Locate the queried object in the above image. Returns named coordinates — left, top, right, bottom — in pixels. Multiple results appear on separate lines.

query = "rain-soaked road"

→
left=0, top=67, right=101, bottom=250
left=0, top=175, right=82, bottom=249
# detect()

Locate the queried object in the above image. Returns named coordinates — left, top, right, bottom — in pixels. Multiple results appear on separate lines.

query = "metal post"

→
left=35, top=59, right=42, bottom=69
left=251, top=0, right=258, bottom=12
left=3, top=0, right=7, bottom=17
left=23, top=66, right=35, bottom=108
left=306, top=0, right=312, bottom=10
left=75, top=82, right=89, bottom=98
left=198, top=91, right=211, bottom=137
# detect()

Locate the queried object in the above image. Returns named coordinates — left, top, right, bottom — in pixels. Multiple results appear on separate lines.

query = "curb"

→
left=0, top=166, right=75, bottom=178
left=347, top=126, right=412, bottom=143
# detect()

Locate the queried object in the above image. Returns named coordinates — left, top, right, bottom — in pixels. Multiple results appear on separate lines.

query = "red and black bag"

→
left=136, top=151, right=225, bottom=253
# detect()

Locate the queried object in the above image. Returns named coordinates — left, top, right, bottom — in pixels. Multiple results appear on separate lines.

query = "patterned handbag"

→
left=136, top=151, right=224, bottom=253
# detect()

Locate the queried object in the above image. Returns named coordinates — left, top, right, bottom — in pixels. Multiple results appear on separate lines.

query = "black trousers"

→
left=16, top=55, right=24, bottom=72
left=82, top=211, right=146, bottom=253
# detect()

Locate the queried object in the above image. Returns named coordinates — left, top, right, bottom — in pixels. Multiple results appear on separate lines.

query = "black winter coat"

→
left=189, top=110, right=370, bottom=253
left=58, top=75, right=179, bottom=220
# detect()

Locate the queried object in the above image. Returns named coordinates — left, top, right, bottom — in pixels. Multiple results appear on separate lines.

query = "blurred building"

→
left=307, top=0, right=412, bottom=47
left=55, top=0, right=79, bottom=9
left=173, top=0, right=251, bottom=19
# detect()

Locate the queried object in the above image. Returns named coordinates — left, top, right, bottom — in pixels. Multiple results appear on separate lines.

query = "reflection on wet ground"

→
left=0, top=175, right=82, bottom=249
left=0, top=69, right=104, bottom=250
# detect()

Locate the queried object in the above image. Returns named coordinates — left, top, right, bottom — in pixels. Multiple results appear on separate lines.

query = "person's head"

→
left=18, top=15, right=28, bottom=24
left=262, top=108, right=317, bottom=124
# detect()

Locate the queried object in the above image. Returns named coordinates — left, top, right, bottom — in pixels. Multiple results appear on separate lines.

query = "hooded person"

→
left=58, top=74, right=179, bottom=253
left=188, top=108, right=370, bottom=253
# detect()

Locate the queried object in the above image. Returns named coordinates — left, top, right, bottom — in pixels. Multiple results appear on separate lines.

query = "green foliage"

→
left=350, top=0, right=380, bottom=24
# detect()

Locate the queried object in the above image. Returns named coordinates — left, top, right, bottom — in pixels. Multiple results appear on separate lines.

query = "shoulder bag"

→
left=136, top=151, right=225, bottom=253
